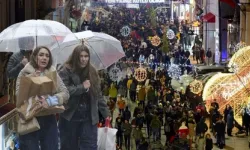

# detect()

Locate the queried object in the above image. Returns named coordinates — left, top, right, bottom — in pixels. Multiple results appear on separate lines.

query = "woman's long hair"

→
left=65, top=44, right=100, bottom=97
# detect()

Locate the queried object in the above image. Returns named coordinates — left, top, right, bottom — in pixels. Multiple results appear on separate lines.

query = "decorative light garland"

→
left=119, top=60, right=193, bottom=68
left=235, top=41, right=247, bottom=51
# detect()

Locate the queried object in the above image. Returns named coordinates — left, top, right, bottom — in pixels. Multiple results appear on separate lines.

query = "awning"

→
left=202, top=12, right=215, bottom=23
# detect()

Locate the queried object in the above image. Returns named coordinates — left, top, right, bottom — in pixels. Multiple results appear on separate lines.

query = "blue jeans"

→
left=19, top=115, right=58, bottom=150
left=59, top=116, right=97, bottom=150
left=152, top=128, right=159, bottom=142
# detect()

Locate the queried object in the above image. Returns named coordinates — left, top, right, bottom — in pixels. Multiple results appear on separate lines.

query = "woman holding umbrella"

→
left=58, top=45, right=111, bottom=150
left=16, top=46, right=69, bottom=150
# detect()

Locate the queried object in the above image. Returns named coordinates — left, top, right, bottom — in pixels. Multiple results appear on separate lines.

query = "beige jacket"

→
left=16, top=63, right=69, bottom=106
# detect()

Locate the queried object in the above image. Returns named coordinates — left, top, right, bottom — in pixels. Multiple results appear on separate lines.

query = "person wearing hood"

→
left=7, top=37, right=34, bottom=79
left=58, top=45, right=111, bottom=150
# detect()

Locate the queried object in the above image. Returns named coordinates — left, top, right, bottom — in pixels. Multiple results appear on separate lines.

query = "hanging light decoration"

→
left=134, top=66, right=147, bottom=82
left=190, top=79, right=203, bottom=94
left=168, top=64, right=182, bottom=80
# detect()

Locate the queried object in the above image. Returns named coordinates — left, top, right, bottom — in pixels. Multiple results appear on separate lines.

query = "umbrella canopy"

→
left=58, top=31, right=125, bottom=70
left=0, top=20, right=76, bottom=52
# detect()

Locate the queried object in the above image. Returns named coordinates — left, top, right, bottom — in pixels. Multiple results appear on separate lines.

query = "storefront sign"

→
left=105, top=0, right=165, bottom=3
left=126, top=3, right=140, bottom=8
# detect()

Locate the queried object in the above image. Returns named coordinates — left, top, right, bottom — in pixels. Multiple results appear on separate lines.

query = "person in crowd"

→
left=129, top=79, right=137, bottom=102
left=151, top=115, right=162, bottom=142
left=227, top=110, right=234, bottom=136
left=145, top=109, right=153, bottom=138
left=224, top=104, right=232, bottom=124
left=196, top=117, right=208, bottom=136
left=178, top=121, right=189, bottom=139
left=187, top=113, right=196, bottom=143
left=109, top=82, right=118, bottom=102
left=138, top=85, right=146, bottom=109
left=211, top=99, right=219, bottom=110
left=206, top=48, right=212, bottom=65
left=205, top=133, right=213, bottom=150
left=117, top=95, right=126, bottom=114
left=16, top=46, right=69, bottom=150
left=123, top=106, right=131, bottom=122
left=164, top=117, right=175, bottom=145
left=107, top=98, right=116, bottom=119
left=138, top=137, right=149, bottom=150
left=7, top=37, right=34, bottom=79
left=196, top=133, right=205, bottom=150
left=58, top=45, right=111, bottom=150
left=123, top=120, right=132, bottom=150
left=132, top=126, right=143, bottom=149
left=242, top=103, right=250, bottom=136
left=136, top=113, right=145, bottom=130
left=215, top=115, right=226, bottom=148
left=115, top=117, right=124, bottom=148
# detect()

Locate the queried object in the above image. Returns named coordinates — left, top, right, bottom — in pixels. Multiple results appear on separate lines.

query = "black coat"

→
left=59, top=66, right=110, bottom=125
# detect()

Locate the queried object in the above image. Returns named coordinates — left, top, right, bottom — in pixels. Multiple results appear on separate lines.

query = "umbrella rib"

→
left=87, top=38, right=124, bottom=55
left=84, top=42, right=106, bottom=68
left=86, top=39, right=124, bottom=68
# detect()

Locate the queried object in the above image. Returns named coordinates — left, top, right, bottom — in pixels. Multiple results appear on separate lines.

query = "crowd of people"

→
left=98, top=63, right=246, bottom=150
left=78, top=4, right=200, bottom=68
left=1, top=2, right=247, bottom=150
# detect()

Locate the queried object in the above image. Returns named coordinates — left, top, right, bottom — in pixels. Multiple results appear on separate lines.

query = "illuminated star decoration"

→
left=168, top=64, right=182, bottom=80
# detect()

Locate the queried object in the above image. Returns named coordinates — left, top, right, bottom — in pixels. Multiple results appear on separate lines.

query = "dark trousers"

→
left=152, top=128, right=159, bottom=142
left=59, top=116, right=97, bottom=150
left=116, top=134, right=123, bottom=148
left=135, top=139, right=140, bottom=149
left=130, top=91, right=136, bottom=102
left=19, top=115, right=58, bottom=150
left=245, top=124, right=250, bottom=135
left=227, top=128, right=232, bottom=136
left=124, top=135, right=131, bottom=150
left=216, top=133, right=225, bottom=145
left=146, top=123, right=151, bottom=138
left=139, top=101, right=145, bottom=109
left=119, top=109, right=124, bottom=115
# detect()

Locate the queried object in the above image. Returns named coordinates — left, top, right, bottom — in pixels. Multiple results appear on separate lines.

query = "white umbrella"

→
left=0, top=20, right=76, bottom=52
left=58, top=31, right=125, bottom=70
